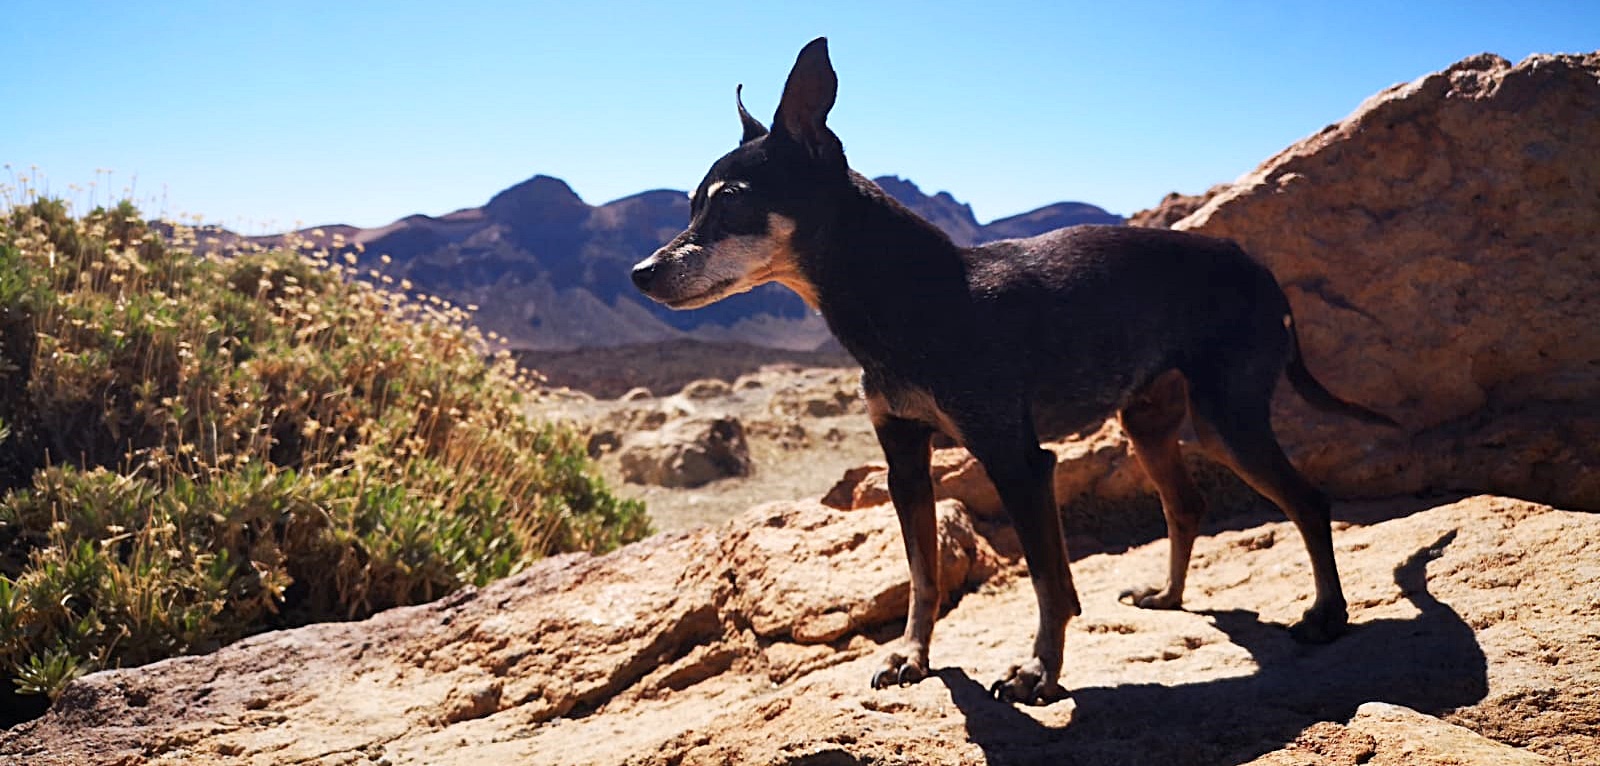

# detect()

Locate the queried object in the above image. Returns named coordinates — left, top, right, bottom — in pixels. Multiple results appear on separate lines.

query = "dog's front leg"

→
left=870, top=415, right=939, bottom=689
left=970, top=434, right=1080, bottom=705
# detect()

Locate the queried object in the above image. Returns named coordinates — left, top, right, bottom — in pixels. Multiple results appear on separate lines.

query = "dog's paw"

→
left=989, top=662, right=1071, bottom=706
left=1118, top=585, right=1183, bottom=610
left=870, top=652, right=929, bottom=689
left=1288, top=602, right=1348, bottom=644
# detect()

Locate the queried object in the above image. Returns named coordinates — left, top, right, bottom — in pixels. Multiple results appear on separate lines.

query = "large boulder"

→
left=1126, top=183, right=1230, bottom=229
left=839, top=52, right=1600, bottom=523
left=1172, top=52, right=1600, bottom=509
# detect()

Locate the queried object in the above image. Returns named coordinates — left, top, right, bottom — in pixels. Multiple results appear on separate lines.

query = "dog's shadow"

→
left=936, top=531, right=1486, bottom=765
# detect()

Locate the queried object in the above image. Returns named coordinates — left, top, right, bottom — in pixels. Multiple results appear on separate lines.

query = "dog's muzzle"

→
left=631, top=257, right=661, bottom=293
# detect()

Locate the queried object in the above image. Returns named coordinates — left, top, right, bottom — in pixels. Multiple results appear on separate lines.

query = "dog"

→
left=631, top=37, right=1397, bottom=705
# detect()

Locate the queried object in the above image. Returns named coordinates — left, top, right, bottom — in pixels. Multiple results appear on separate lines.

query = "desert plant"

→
left=0, top=192, right=648, bottom=706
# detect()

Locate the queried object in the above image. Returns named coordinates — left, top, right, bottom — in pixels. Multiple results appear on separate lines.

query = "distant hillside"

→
left=239, top=175, right=1121, bottom=350
left=873, top=176, right=1122, bottom=246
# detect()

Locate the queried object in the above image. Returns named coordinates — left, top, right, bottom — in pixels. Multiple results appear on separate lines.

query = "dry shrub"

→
left=0, top=192, right=648, bottom=710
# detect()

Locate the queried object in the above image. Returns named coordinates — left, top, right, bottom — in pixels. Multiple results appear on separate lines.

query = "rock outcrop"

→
left=898, top=52, right=1600, bottom=517
left=4, top=495, right=1594, bottom=764
left=668, top=51, right=1600, bottom=526
left=1125, top=183, right=1230, bottom=229
left=1172, top=52, right=1600, bottom=510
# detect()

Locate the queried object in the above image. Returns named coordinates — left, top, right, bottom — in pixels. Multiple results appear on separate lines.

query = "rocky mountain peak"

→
left=872, top=175, right=984, bottom=246
left=872, top=175, right=1122, bottom=247
left=484, top=174, right=587, bottom=222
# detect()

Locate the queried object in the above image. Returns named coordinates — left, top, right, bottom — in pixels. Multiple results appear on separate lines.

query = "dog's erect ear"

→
left=736, top=84, right=768, bottom=144
left=771, top=37, right=841, bottom=160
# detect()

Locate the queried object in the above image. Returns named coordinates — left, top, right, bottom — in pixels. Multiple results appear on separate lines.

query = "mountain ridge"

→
left=234, top=174, right=1121, bottom=350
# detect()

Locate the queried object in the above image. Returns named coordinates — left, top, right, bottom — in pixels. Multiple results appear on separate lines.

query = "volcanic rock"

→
left=4, top=496, right=1595, bottom=764
left=1170, top=52, right=1600, bottom=509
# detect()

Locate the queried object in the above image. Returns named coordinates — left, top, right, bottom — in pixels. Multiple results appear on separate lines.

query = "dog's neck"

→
left=798, top=176, right=978, bottom=381
left=809, top=175, right=966, bottom=289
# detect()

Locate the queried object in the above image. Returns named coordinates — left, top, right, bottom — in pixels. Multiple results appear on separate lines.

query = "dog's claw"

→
left=895, top=662, right=926, bottom=685
left=871, top=653, right=928, bottom=689
left=1119, top=585, right=1182, bottom=610
left=870, top=668, right=894, bottom=689
left=989, top=663, right=1071, bottom=706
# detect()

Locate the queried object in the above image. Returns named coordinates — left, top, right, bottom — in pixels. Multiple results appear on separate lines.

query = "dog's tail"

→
left=1284, top=319, right=1401, bottom=428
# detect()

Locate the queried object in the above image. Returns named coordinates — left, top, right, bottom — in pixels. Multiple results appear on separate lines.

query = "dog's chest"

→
left=863, top=383, right=967, bottom=442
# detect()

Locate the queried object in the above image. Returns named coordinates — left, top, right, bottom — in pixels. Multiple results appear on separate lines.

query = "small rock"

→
left=618, top=416, right=752, bottom=488
left=680, top=378, right=733, bottom=400
left=440, top=681, right=503, bottom=724
left=586, top=430, right=621, bottom=457
left=1247, top=702, right=1556, bottom=765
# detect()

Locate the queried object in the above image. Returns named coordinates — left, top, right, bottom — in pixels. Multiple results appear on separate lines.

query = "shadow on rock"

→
left=941, top=532, right=1486, bottom=765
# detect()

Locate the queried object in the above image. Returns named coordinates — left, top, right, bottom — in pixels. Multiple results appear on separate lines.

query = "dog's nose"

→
left=631, top=260, right=659, bottom=292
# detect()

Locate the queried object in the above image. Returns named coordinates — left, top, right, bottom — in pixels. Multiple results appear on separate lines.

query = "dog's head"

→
left=631, top=37, right=845, bottom=310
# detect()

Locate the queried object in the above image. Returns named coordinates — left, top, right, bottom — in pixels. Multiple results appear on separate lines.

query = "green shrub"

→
left=0, top=197, right=649, bottom=703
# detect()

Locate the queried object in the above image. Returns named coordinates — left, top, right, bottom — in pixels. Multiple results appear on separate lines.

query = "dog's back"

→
left=957, top=225, right=1294, bottom=439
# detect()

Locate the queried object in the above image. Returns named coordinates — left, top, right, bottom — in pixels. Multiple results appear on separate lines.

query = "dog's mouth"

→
left=659, top=277, right=739, bottom=310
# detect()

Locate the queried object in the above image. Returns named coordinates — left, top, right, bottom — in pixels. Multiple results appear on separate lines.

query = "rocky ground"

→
left=3, top=492, right=1594, bottom=765
left=5, top=342, right=1597, bottom=765
left=518, top=339, right=854, bottom=401
left=15, top=350, right=1600, bottom=764
left=532, top=365, right=883, bottom=533
left=15, top=346, right=1597, bottom=764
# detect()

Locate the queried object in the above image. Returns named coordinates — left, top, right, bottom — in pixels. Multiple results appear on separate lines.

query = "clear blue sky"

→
left=4, top=1, right=1594, bottom=233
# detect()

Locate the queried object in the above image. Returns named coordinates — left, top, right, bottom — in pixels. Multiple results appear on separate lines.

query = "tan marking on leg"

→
left=1119, top=369, right=1206, bottom=611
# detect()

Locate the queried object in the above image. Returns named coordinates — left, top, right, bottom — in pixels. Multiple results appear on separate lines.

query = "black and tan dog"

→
left=632, top=38, right=1396, bottom=705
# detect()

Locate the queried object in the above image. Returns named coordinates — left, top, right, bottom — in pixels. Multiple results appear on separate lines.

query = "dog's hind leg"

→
left=870, top=415, right=940, bottom=689
left=1189, top=394, right=1348, bottom=643
left=1117, top=369, right=1208, bottom=611
left=964, top=415, right=1080, bottom=705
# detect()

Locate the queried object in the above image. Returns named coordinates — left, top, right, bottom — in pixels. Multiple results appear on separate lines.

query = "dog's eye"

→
left=719, top=184, right=745, bottom=197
